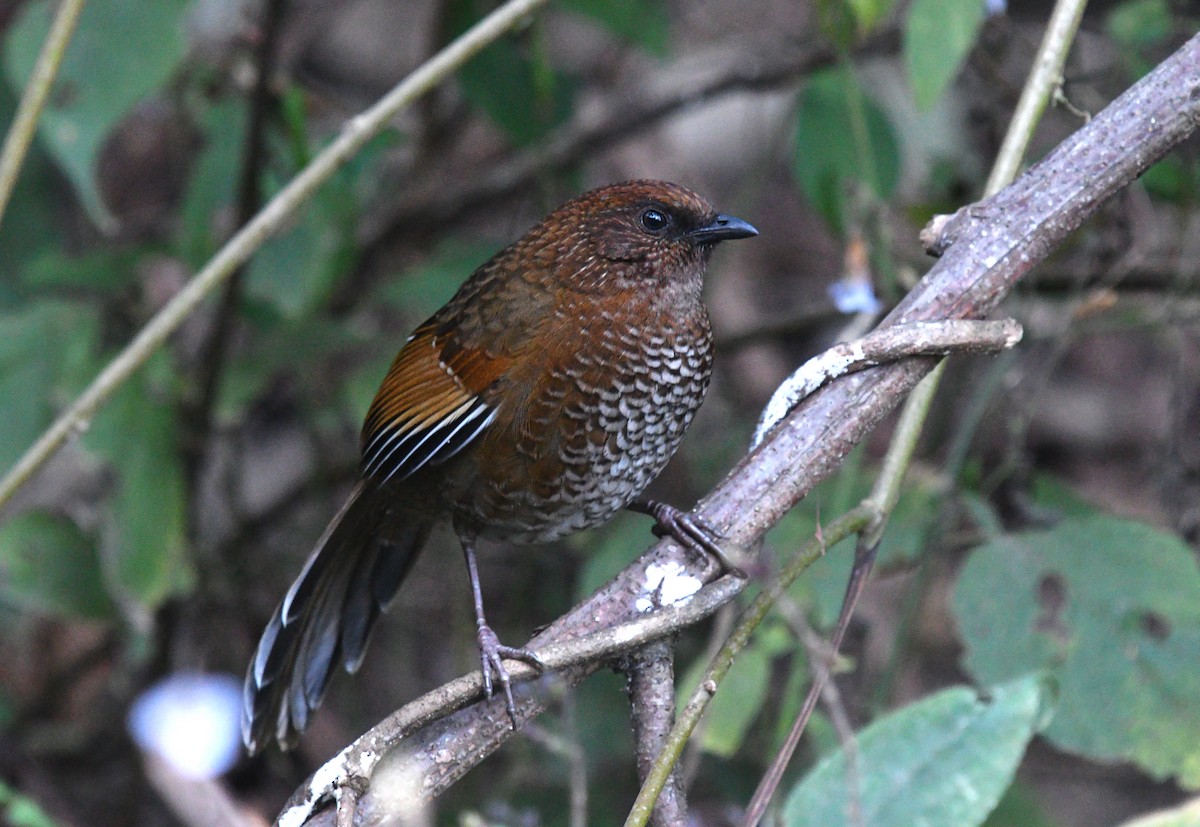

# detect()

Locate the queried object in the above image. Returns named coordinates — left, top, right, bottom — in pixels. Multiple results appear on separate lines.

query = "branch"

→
left=0, top=0, right=551, bottom=512
left=626, top=641, right=685, bottom=827
left=751, top=319, right=1023, bottom=448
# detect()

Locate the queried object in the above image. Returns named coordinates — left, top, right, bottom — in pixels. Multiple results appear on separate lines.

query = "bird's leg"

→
left=628, top=499, right=746, bottom=578
left=461, top=536, right=544, bottom=729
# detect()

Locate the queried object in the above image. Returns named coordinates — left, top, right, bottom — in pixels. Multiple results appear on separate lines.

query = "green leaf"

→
left=217, top=315, right=361, bottom=421
left=982, top=782, right=1057, bottom=827
left=846, top=0, right=897, bottom=34
left=20, top=248, right=139, bottom=295
left=904, top=0, right=986, bottom=110
left=793, top=68, right=901, bottom=234
left=769, top=461, right=938, bottom=628
left=450, top=0, right=573, bottom=145
left=0, top=512, right=116, bottom=620
left=1107, top=0, right=1173, bottom=77
left=245, top=177, right=357, bottom=318
left=0, top=780, right=60, bottom=827
left=0, top=302, right=99, bottom=470
left=558, top=0, right=670, bottom=55
left=783, top=674, right=1048, bottom=827
left=178, top=98, right=247, bottom=269
left=85, top=357, right=192, bottom=610
left=376, top=237, right=497, bottom=317
left=954, top=516, right=1200, bottom=787
left=3, top=0, right=190, bottom=227
left=0, top=84, right=69, bottom=285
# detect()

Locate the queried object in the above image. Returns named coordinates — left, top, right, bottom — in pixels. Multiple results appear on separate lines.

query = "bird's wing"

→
left=360, top=321, right=511, bottom=484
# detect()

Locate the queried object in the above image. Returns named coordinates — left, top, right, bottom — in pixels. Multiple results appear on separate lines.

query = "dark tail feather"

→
left=241, top=481, right=428, bottom=753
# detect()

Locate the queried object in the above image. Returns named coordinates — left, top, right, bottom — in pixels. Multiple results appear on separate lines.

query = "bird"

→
left=241, top=180, right=758, bottom=753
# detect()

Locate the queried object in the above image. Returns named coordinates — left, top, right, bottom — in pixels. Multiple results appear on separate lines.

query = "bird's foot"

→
left=477, top=624, right=544, bottom=730
left=633, top=499, right=747, bottom=578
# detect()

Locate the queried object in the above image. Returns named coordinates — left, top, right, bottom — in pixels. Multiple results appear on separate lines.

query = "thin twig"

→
left=752, top=320, right=1024, bottom=448
left=0, top=0, right=87, bottom=227
left=0, top=0, right=550, bottom=513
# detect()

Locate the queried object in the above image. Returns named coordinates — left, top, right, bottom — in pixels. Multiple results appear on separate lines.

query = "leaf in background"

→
left=217, top=315, right=361, bottom=422
left=178, top=98, right=247, bottom=269
left=1106, top=0, right=1173, bottom=78
left=85, top=356, right=192, bottom=611
left=0, top=780, right=60, bottom=827
left=0, top=84, right=69, bottom=289
left=783, top=674, right=1048, bottom=827
left=2, top=0, right=190, bottom=227
left=0, top=302, right=98, bottom=470
left=674, top=620, right=795, bottom=758
left=982, top=782, right=1058, bottom=827
left=558, top=0, right=669, bottom=55
left=794, top=68, right=901, bottom=234
left=20, top=248, right=140, bottom=295
left=0, top=512, right=116, bottom=620
left=954, top=516, right=1200, bottom=787
left=694, top=644, right=771, bottom=757
left=904, top=0, right=986, bottom=110
left=846, top=0, right=897, bottom=34
left=245, top=176, right=357, bottom=318
left=375, top=237, right=497, bottom=317
left=450, top=0, right=574, bottom=145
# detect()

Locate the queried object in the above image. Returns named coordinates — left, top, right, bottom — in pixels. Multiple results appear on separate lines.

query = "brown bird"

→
left=242, top=180, right=757, bottom=752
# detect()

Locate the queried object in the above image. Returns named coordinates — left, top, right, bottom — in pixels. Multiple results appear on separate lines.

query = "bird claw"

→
left=640, top=500, right=747, bottom=578
left=476, top=624, right=544, bottom=729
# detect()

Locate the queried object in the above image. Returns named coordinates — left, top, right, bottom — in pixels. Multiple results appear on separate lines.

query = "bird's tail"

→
left=241, top=480, right=430, bottom=753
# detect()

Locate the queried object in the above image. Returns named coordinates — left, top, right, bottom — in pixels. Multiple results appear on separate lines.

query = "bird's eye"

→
left=639, top=208, right=670, bottom=234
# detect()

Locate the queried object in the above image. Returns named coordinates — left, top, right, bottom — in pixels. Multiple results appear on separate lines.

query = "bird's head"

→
left=525, top=180, right=758, bottom=291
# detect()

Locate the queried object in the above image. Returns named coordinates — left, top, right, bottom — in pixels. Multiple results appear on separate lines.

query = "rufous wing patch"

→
left=360, top=324, right=510, bottom=484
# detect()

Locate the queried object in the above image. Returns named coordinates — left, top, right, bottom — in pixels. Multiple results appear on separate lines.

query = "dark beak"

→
left=689, top=213, right=759, bottom=244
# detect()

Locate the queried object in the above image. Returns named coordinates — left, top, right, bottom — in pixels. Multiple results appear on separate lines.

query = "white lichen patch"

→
left=637, top=560, right=702, bottom=612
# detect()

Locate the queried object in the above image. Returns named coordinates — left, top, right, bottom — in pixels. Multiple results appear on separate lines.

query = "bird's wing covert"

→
left=360, top=322, right=509, bottom=484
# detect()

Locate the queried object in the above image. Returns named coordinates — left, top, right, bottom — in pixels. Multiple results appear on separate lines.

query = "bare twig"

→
left=752, top=319, right=1024, bottom=448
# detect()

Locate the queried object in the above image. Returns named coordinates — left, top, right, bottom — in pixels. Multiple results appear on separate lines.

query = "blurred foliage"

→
left=904, top=0, right=986, bottom=111
left=0, top=511, right=115, bottom=619
left=793, top=66, right=901, bottom=234
left=0, top=0, right=1197, bottom=824
left=783, top=674, right=1049, bottom=827
left=955, top=516, right=1200, bottom=787
left=3, top=0, right=190, bottom=228
left=0, top=781, right=59, bottom=827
